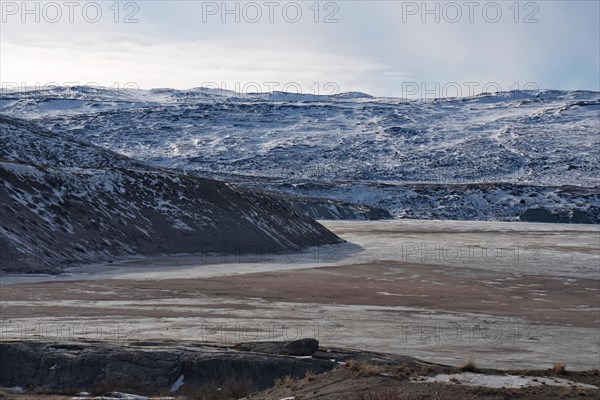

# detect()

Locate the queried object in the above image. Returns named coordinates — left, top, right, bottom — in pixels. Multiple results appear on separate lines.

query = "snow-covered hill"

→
left=1, top=86, right=598, bottom=222
left=0, top=115, right=342, bottom=273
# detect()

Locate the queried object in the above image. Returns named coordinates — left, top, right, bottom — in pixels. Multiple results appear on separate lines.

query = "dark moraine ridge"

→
left=0, top=115, right=342, bottom=273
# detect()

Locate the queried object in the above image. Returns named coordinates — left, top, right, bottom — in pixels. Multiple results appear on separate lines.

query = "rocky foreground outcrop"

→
left=0, top=340, right=337, bottom=394
left=0, top=116, right=342, bottom=273
left=4, top=340, right=596, bottom=399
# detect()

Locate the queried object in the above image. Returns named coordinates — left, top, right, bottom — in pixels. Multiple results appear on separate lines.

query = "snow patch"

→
left=413, top=372, right=598, bottom=389
left=170, top=374, right=185, bottom=392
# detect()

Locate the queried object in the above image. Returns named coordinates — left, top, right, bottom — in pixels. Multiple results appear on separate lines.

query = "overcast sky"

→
left=1, top=1, right=599, bottom=97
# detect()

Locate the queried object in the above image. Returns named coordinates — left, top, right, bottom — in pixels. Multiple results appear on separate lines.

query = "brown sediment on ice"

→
left=1, top=262, right=598, bottom=328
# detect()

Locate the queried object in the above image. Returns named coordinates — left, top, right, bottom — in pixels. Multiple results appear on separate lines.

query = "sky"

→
left=1, top=0, right=599, bottom=98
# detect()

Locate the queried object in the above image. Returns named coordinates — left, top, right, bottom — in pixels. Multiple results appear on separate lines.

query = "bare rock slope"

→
left=0, top=115, right=342, bottom=273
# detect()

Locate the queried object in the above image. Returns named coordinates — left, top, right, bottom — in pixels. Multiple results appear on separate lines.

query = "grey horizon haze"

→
left=0, top=0, right=599, bottom=98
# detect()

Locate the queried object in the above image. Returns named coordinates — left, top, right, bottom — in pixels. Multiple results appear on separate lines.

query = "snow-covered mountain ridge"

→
left=1, top=86, right=598, bottom=222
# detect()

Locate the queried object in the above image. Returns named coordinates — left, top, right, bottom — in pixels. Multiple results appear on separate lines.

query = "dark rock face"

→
left=0, top=341, right=335, bottom=394
left=244, top=187, right=391, bottom=221
left=235, top=338, right=319, bottom=356
left=0, top=116, right=343, bottom=273
left=234, top=341, right=288, bottom=354
left=518, top=206, right=600, bottom=224
left=587, top=206, right=600, bottom=223
left=519, top=207, right=560, bottom=223
left=570, top=209, right=593, bottom=224
left=283, top=198, right=392, bottom=220
left=282, top=338, right=320, bottom=356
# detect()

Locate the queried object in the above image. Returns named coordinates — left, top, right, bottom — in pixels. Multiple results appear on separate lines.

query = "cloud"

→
left=1, top=1, right=598, bottom=97
left=1, top=33, right=401, bottom=95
